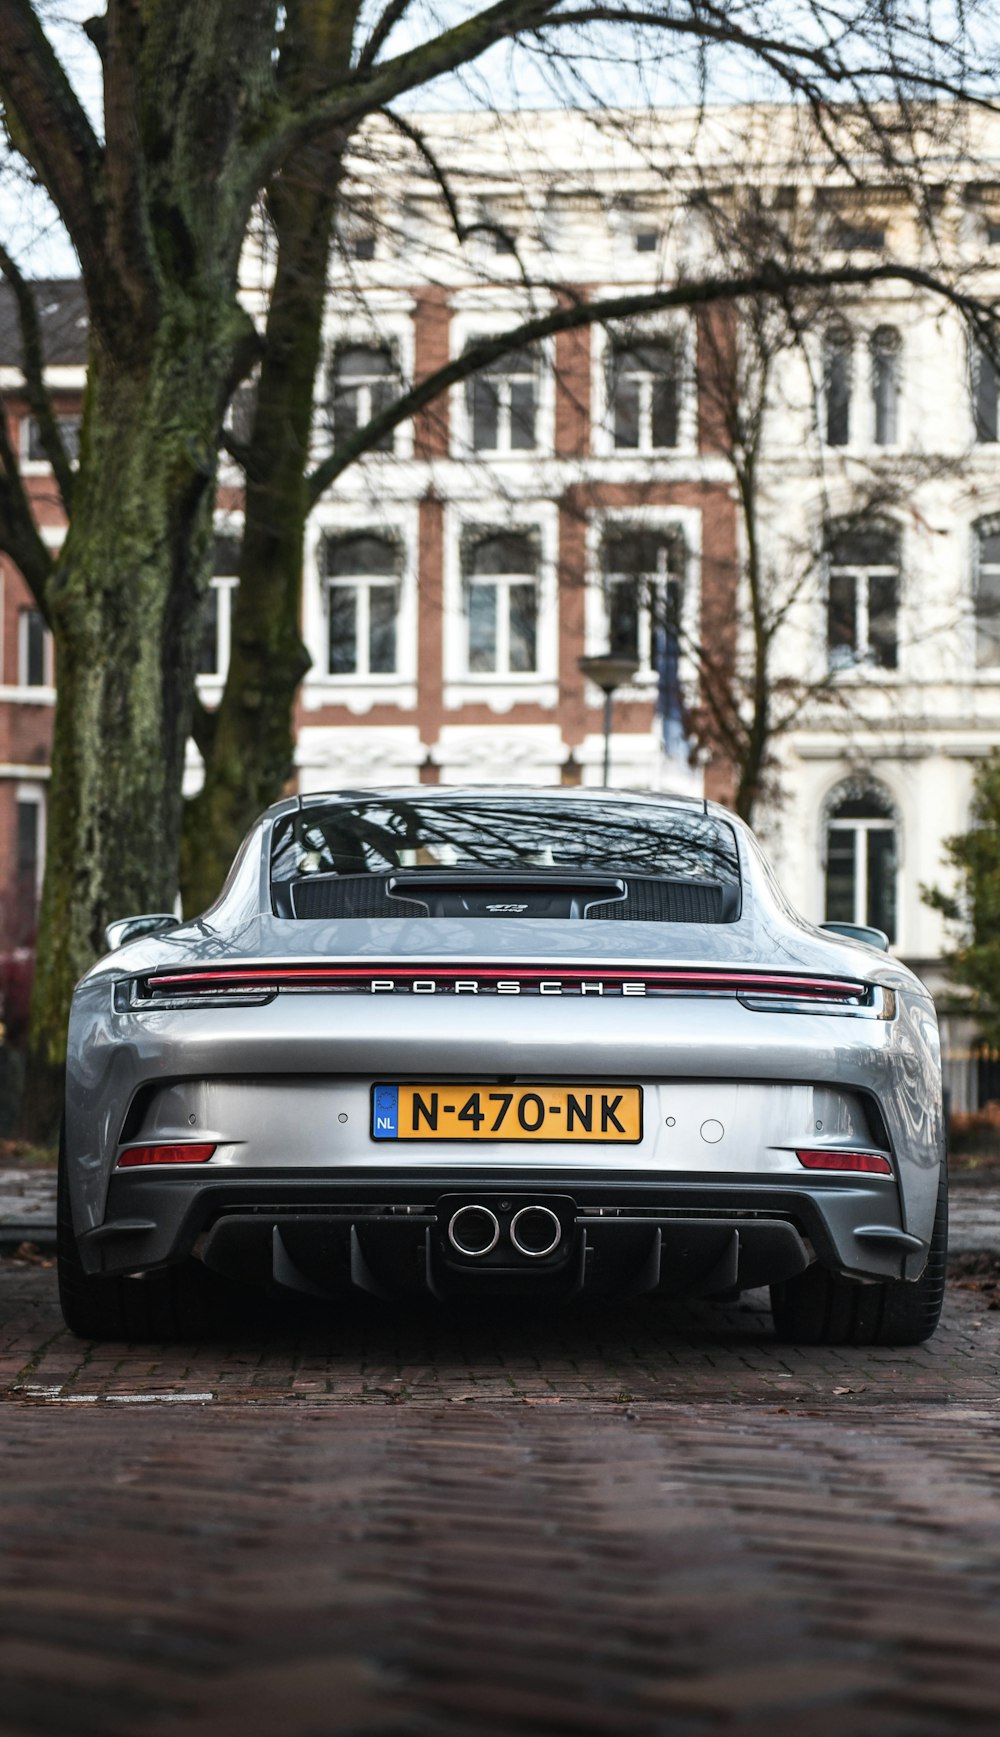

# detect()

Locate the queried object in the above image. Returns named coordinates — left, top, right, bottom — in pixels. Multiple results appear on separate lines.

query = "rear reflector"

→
left=117, top=1143, right=216, bottom=1168
left=796, top=1149, right=892, bottom=1175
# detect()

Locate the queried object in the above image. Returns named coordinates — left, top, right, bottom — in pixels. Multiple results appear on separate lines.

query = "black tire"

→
left=57, top=1128, right=219, bottom=1342
left=770, top=1161, right=948, bottom=1347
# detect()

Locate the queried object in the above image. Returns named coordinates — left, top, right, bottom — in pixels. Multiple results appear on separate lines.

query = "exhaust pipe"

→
left=447, top=1204, right=500, bottom=1258
left=510, top=1205, right=562, bottom=1259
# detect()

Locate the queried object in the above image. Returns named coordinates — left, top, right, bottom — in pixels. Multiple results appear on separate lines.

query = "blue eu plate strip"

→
left=372, top=1084, right=399, bottom=1139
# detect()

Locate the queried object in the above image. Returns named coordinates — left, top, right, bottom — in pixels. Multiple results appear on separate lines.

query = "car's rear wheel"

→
left=57, top=1129, right=218, bottom=1342
left=769, top=1161, right=948, bottom=1347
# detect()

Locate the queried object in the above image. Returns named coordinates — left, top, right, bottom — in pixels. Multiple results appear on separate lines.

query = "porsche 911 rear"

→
left=60, top=790, right=947, bottom=1345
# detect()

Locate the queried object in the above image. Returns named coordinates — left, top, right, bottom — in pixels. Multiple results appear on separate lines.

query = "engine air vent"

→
left=290, top=875, right=423, bottom=920
left=587, top=879, right=731, bottom=923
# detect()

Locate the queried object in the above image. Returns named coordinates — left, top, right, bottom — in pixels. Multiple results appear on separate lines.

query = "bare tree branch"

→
left=308, top=256, right=1000, bottom=503
left=0, top=0, right=106, bottom=290
left=0, top=243, right=75, bottom=511
left=0, top=398, right=54, bottom=618
left=357, top=0, right=416, bottom=70
left=264, top=0, right=562, bottom=164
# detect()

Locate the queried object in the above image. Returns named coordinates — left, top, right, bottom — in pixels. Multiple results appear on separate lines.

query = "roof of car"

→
left=289, top=786, right=713, bottom=816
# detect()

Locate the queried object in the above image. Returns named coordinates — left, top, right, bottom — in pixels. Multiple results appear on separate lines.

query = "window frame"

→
left=824, top=526, right=901, bottom=674
left=972, top=340, right=999, bottom=444
left=323, top=532, right=404, bottom=680
left=600, top=525, right=686, bottom=675
left=303, top=510, right=418, bottom=702
left=592, top=320, right=695, bottom=457
left=195, top=525, right=242, bottom=686
left=461, top=529, right=541, bottom=677
left=442, top=501, right=559, bottom=701
left=17, top=605, right=52, bottom=689
left=326, top=340, right=403, bottom=457
left=822, top=782, right=900, bottom=945
left=973, top=517, right=1000, bottom=670
left=450, top=302, right=557, bottom=460
left=583, top=506, right=701, bottom=698
left=606, top=336, right=682, bottom=453
left=869, top=325, right=902, bottom=448
left=14, top=781, right=46, bottom=907
left=20, top=411, right=82, bottom=471
left=462, top=343, right=542, bottom=455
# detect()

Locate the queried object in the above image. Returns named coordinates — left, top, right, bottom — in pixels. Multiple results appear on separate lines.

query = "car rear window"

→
left=271, top=795, right=740, bottom=888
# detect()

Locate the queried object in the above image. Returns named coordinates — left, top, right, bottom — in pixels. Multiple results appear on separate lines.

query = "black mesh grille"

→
left=587, top=880, right=724, bottom=923
left=291, top=876, right=423, bottom=919
left=289, top=874, right=727, bottom=923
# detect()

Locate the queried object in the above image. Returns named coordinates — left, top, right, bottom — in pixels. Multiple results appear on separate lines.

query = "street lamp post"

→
left=578, top=653, right=641, bottom=787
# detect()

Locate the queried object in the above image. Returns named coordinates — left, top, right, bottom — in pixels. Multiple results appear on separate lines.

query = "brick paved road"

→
left=3, top=1229, right=1000, bottom=1732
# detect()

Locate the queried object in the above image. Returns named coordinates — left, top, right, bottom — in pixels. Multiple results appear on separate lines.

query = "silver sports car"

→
left=59, top=787, right=947, bottom=1344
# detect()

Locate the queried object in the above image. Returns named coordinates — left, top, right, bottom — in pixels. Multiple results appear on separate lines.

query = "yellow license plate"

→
left=371, top=1083, right=642, bottom=1143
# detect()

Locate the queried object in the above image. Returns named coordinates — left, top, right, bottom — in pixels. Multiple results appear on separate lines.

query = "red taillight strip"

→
left=117, top=1143, right=216, bottom=1168
left=143, top=964, right=868, bottom=1001
left=796, top=1149, right=893, bottom=1175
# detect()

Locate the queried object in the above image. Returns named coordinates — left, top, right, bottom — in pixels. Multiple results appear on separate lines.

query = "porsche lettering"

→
left=366, top=977, right=646, bottom=996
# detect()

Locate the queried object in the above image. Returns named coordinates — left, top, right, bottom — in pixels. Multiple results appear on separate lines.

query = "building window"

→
left=835, top=221, right=886, bottom=251
left=824, top=782, right=897, bottom=943
left=328, top=344, right=400, bottom=453
left=462, top=530, right=538, bottom=675
left=22, top=413, right=81, bottom=464
left=608, top=338, right=679, bottom=450
left=196, top=536, right=240, bottom=679
left=466, top=348, right=539, bottom=452
left=826, top=525, right=899, bottom=670
left=324, top=533, right=401, bottom=677
left=602, top=526, right=685, bottom=671
left=870, top=326, right=900, bottom=446
left=822, top=324, right=853, bottom=446
left=15, top=788, right=44, bottom=936
left=18, top=607, right=49, bottom=687
left=974, top=520, right=1000, bottom=667
left=635, top=230, right=659, bottom=253
left=973, top=343, right=999, bottom=443
left=225, top=380, right=257, bottom=448
left=352, top=234, right=376, bottom=261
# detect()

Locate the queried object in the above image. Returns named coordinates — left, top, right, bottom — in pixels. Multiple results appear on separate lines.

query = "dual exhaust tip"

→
left=447, top=1203, right=562, bottom=1261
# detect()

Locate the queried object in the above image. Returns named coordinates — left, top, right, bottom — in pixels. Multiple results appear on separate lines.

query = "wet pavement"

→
left=1, top=1177, right=999, bottom=1733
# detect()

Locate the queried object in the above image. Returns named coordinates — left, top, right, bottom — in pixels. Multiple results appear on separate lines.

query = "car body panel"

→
left=64, top=789, right=945, bottom=1301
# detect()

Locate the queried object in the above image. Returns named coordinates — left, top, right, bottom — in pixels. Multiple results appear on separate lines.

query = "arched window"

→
left=870, top=326, right=900, bottom=446
left=824, top=780, right=898, bottom=942
left=823, top=324, right=853, bottom=446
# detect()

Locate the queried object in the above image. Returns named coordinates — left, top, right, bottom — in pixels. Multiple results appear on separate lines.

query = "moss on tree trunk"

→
left=180, top=151, right=345, bottom=916
left=23, top=319, right=233, bottom=1135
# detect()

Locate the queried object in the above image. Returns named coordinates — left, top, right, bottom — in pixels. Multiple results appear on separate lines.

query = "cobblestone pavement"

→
left=2, top=1194, right=1000, bottom=1733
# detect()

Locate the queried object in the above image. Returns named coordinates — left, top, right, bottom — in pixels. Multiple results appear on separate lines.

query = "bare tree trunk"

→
left=24, top=324, right=230, bottom=1133
left=732, top=452, right=770, bottom=824
left=180, top=150, right=346, bottom=915
left=180, top=0, right=360, bottom=915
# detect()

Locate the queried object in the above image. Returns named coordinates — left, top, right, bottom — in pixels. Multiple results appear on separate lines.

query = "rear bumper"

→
left=78, top=1167, right=928, bottom=1297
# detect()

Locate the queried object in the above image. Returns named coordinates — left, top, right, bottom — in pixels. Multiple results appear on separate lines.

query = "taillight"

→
left=796, top=1149, right=892, bottom=1176
left=116, top=1143, right=216, bottom=1168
